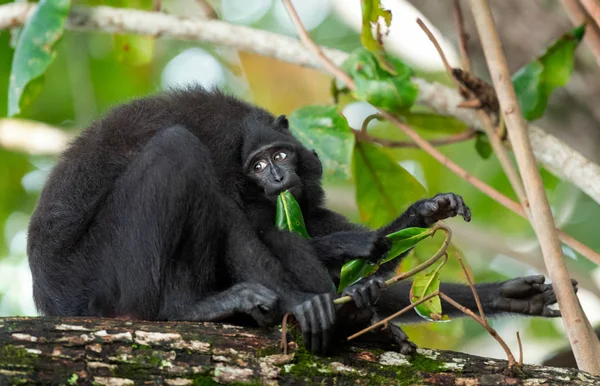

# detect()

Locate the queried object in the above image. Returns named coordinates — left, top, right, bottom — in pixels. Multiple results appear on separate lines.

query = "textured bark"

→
left=0, top=317, right=598, bottom=385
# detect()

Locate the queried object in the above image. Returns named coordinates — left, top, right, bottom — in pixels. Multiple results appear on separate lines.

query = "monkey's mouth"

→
left=266, top=184, right=302, bottom=200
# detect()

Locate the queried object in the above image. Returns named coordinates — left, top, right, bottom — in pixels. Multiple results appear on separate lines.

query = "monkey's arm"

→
left=306, top=193, right=471, bottom=267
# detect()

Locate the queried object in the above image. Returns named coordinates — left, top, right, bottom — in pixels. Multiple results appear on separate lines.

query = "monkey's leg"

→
left=86, top=125, right=266, bottom=321
left=338, top=276, right=575, bottom=354
left=375, top=275, right=578, bottom=323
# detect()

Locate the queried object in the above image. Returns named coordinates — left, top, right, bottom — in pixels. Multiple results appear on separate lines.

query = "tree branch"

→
left=2, top=317, right=599, bottom=385
left=468, top=0, right=600, bottom=374
left=2, top=2, right=600, bottom=208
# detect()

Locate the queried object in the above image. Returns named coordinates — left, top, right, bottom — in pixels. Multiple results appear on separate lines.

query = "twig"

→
left=280, top=312, right=291, bottom=355
left=281, top=0, right=354, bottom=87
left=354, top=129, right=477, bottom=148
left=454, top=248, right=519, bottom=366
left=2, top=3, right=600, bottom=208
left=439, top=292, right=516, bottom=368
left=516, top=331, right=523, bottom=366
left=560, top=0, right=600, bottom=68
left=452, top=0, right=472, bottom=72
left=454, top=251, right=484, bottom=321
left=468, top=0, right=600, bottom=374
left=334, top=223, right=451, bottom=305
left=346, top=291, right=440, bottom=340
left=415, top=18, right=461, bottom=91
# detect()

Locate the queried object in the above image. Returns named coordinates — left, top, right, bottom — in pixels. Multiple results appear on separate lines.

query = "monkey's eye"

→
left=253, top=160, right=268, bottom=173
left=273, top=151, right=288, bottom=162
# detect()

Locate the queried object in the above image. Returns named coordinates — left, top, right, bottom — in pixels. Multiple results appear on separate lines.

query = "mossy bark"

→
left=0, top=316, right=597, bottom=385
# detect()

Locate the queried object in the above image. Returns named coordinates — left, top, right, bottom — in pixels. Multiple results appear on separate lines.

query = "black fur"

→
left=28, top=87, right=575, bottom=355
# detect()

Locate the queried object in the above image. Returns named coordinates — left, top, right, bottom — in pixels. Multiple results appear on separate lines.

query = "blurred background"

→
left=1, top=0, right=600, bottom=366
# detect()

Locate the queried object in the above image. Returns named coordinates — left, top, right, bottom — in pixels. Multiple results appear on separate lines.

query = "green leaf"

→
left=360, top=0, right=395, bottom=74
left=474, top=132, right=492, bottom=159
left=410, top=264, right=450, bottom=322
left=353, top=140, right=427, bottom=228
left=512, top=24, right=585, bottom=120
left=338, top=259, right=379, bottom=293
left=513, top=61, right=544, bottom=118
left=288, top=105, right=355, bottom=181
left=342, top=48, right=418, bottom=112
left=8, top=0, right=71, bottom=117
left=275, top=190, right=309, bottom=238
left=383, top=227, right=433, bottom=264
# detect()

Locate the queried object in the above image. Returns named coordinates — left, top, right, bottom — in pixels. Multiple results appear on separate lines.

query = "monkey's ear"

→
left=274, top=115, right=289, bottom=130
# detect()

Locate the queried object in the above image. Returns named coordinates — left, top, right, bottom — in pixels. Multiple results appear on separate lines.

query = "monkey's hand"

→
left=412, top=192, right=472, bottom=226
left=491, top=275, right=578, bottom=317
left=289, top=293, right=336, bottom=354
left=341, top=277, right=386, bottom=309
left=233, top=282, right=280, bottom=326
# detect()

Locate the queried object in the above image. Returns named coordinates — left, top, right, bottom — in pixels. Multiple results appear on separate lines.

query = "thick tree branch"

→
left=2, top=3, right=600, bottom=208
left=1, top=317, right=599, bottom=385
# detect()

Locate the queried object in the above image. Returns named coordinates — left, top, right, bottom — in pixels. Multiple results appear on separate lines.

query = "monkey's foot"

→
left=370, top=314, right=417, bottom=355
left=492, top=275, right=578, bottom=317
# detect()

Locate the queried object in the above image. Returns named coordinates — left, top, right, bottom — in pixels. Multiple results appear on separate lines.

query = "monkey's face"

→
left=244, top=143, right=303, bottom=200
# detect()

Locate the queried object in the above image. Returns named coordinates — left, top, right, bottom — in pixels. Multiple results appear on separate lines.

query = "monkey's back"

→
left=27, top=87, right=274, bottom=315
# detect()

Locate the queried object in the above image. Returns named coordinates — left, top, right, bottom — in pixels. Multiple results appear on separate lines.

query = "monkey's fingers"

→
left=293, top=304, right=312, bottom=351
left=313, top=295, right=334, bottom=354
left=305, top=301, right=321, bottom=353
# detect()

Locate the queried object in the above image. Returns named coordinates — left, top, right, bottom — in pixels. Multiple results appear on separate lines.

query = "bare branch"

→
left=354, top=129, right=477, bottom=148
left=468, top=0, right=600, bottom=374
left=517, top=331, right=524, bottom=366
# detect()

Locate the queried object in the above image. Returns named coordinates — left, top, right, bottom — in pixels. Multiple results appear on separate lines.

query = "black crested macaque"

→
left=28, top=87, right=576, bottom=355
